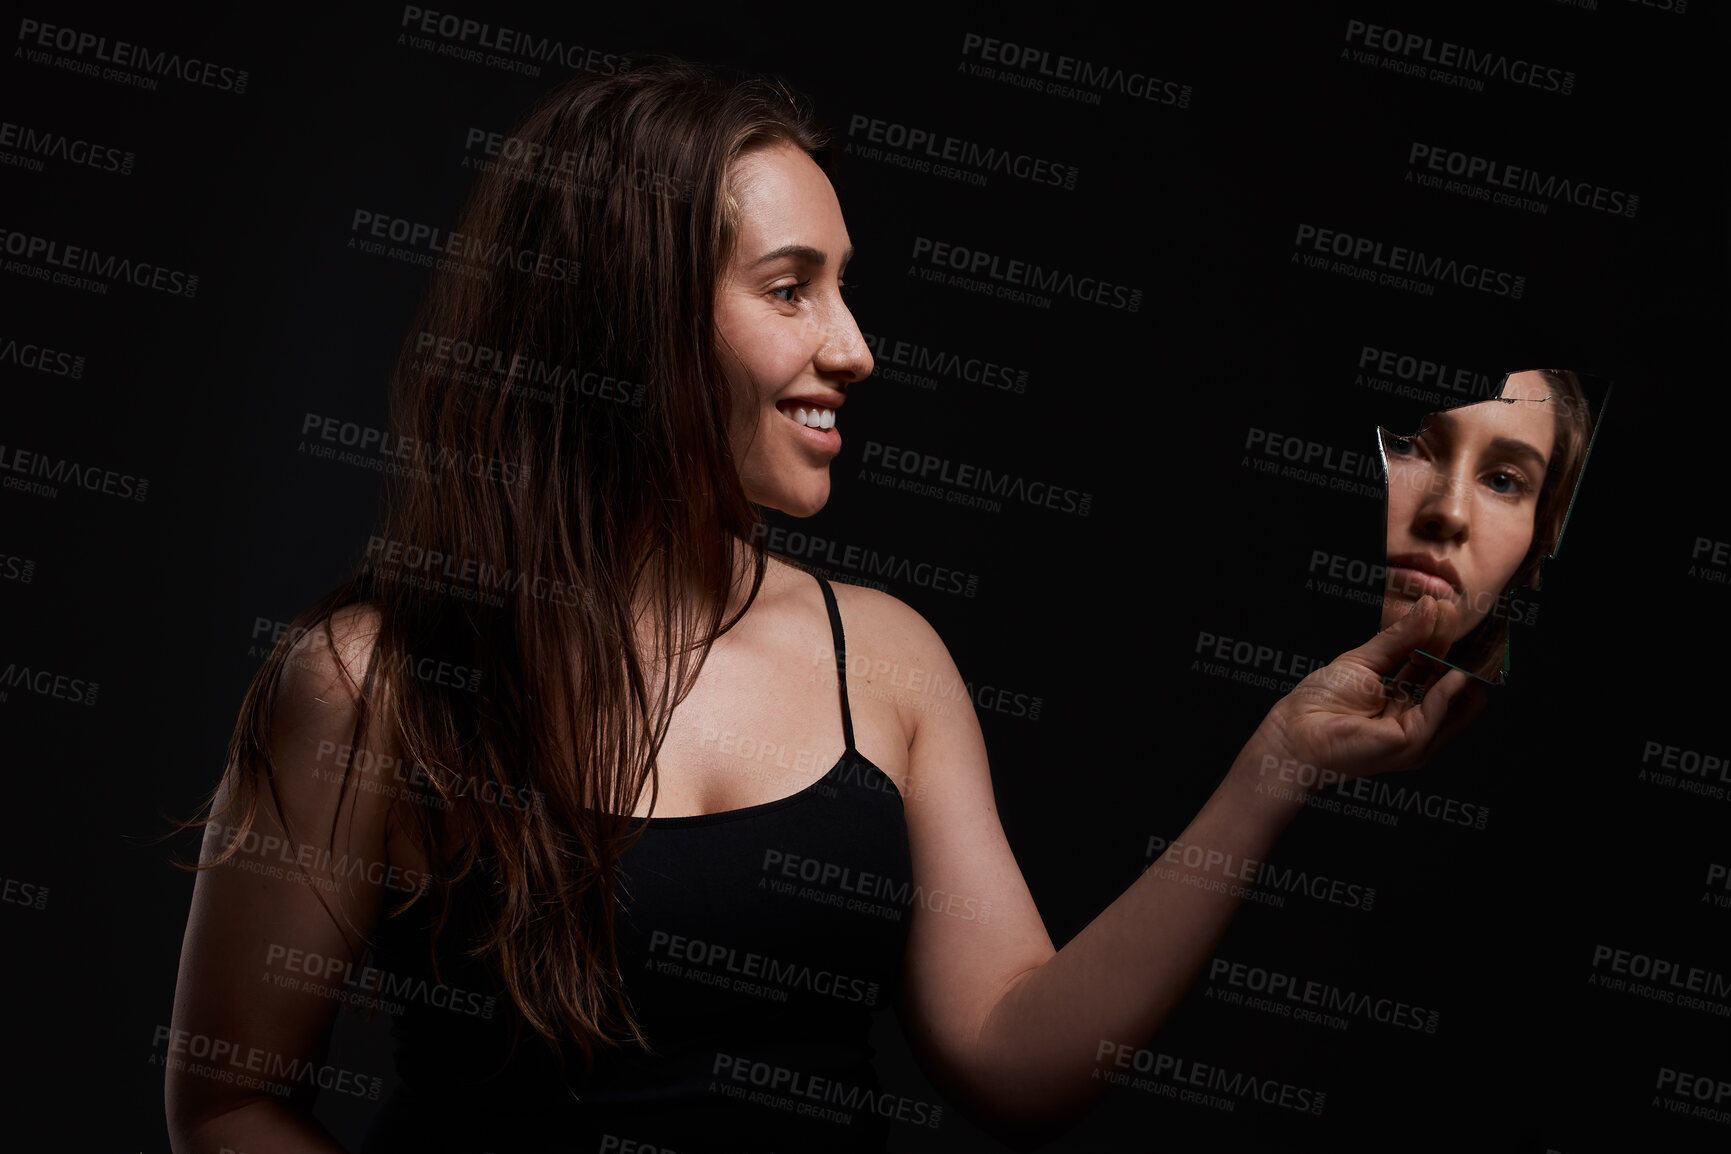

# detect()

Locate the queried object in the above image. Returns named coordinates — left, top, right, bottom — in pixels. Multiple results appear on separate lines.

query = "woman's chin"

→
left=752, top=483, right=831, bottom=519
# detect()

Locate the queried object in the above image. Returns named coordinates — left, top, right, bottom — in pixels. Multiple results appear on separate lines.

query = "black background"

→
left=3, top=2, right=1727, bottom=1150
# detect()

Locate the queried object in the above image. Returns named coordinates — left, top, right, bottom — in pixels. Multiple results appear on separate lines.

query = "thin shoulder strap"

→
left=815, top=574, right=856, bottom=751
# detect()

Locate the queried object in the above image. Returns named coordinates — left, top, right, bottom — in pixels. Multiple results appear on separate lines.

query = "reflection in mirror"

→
left=1376, top=369, right=1598, bottom=684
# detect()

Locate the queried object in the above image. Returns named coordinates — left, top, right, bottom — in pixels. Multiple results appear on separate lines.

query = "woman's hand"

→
left=1233, top=594, right=1487, bottom=795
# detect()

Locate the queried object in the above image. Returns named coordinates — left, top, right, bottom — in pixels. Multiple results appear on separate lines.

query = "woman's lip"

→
left=1388, top=566, right=1457, bottom=600
left=778, top=406, right=841, bottom=453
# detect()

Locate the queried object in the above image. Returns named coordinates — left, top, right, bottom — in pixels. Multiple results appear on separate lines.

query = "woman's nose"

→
left=810, top=301, right=874, bottom=384
left=1410, top=464, right=1470, bottom=540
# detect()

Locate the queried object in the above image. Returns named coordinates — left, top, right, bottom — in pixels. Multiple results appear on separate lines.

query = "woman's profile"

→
left=167, top=59, right=1484, bottom=1153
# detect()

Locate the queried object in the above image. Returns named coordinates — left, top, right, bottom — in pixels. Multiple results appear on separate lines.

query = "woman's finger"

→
left=1397, top=668, right=1482, bottom=770
left=1342, top=595, right=1447, bottom=677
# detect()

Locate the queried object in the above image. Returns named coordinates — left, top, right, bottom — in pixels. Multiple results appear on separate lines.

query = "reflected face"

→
left=1380, top=372, right=1558, bottom=650
left=714, top=142, right=873, bottom=518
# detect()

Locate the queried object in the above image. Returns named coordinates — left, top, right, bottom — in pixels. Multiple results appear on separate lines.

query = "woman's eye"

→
left=770, top=280, right=811, bottom=303
left=1485, top=469, right=1530, bottom=496
left=1386, top=435, right=1416, bottom=456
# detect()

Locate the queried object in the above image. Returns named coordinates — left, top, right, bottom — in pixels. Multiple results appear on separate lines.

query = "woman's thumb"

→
left=1353, top=595, right=1444, bottom=672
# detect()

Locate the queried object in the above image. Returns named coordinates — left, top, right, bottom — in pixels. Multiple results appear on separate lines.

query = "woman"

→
left=168, top=59, right=1482, bottom=1152
left=1379, top=369, right=1594, bottom=682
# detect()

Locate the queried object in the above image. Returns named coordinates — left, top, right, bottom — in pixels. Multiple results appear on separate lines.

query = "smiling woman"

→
left=718, top=143, right=872, bottom=517
left=168, top=57, right=1488, bottom=1154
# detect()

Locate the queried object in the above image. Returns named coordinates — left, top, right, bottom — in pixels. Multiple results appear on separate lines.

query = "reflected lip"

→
left=1387, top=553, right=1463, bottom=595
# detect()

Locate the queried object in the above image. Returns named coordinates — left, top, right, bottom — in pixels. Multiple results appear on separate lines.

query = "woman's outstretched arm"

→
left=167, top=607, right=394, bottom=1153
left=878, top=594, right=1481, bottom=1142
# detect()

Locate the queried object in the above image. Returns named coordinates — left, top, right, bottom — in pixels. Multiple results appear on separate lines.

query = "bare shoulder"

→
left=274, top=602, right=387, bottom=724
left=820, top=574, right=980, bottom=759
left=824, top=576, right=951, bottom=665
left=242, top=601, right=397, bottom=834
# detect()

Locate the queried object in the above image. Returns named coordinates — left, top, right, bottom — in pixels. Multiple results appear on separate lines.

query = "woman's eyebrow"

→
left=1486, top=437, right=1549, bottom=471
left=750, top=244, right=854, bottom=268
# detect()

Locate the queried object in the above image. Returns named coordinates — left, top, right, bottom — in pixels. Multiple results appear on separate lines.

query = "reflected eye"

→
left=1484, top=469, right=1533, bottom=497
left=1386, top=436, right=1417, bottom=456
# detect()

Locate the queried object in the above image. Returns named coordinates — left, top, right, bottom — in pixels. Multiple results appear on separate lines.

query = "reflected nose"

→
left=1411, top=463, right=1470, bottom=541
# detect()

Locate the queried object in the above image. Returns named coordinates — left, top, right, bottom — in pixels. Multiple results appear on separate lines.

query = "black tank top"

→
left=361, top=575, right=917, bottom=1153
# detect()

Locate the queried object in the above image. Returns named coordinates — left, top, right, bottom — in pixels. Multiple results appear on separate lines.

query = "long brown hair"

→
left=188, top=59, right=829, bottom=1062
left=1445, top=368, right=1595, bottom=681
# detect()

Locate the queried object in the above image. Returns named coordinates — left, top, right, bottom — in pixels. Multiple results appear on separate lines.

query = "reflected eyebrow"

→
left=1487, top=436, right=1549, bottom=471
left=750, top=244, right=854, bottom=269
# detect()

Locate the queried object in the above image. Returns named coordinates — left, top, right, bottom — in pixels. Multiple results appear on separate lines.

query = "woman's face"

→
left=715, top=141, right=873, bottom=518
left=1379, top=371, right=1558, bottom=649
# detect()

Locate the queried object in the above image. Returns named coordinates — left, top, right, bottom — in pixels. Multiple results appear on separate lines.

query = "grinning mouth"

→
left=775, top=399, right=837, bottom=430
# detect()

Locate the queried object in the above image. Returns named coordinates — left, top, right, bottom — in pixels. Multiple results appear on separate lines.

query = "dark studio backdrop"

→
left=3, top=2, right=1727, bottom=1150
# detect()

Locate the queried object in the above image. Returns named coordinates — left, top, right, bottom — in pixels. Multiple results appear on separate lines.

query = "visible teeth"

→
left=790, top=407, right=835, bottom=429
